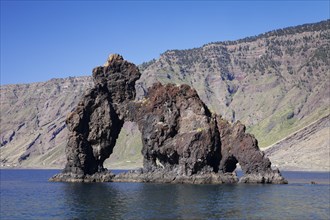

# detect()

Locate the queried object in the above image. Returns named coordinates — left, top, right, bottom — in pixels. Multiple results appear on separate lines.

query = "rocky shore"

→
left=50, top=167, right=286, bottom=184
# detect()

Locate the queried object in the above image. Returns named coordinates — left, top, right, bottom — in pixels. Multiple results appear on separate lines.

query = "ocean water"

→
left=0, top=169, right=329, bottom=220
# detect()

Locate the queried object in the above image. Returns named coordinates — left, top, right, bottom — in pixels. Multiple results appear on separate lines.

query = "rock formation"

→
left=51, top=54, right=141, bottom=181
left=50, top=54, right=287, bottom=184
left=216, top=118, right=286, bottom=183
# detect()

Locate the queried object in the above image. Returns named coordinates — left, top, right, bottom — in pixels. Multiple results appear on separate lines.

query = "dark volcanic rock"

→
left=216, top=117, right=287, bottom=184
left=50, top=54, right=287, bottom=184
left=135, top=83, right=221, bottom=176
left=50, top=54, right=141, bottom=182
left=113, top=168, right=238, bottom=184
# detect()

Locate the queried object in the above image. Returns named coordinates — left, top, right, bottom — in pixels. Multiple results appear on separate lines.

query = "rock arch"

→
left=60, top=54, right=141, bottom=179
left=50, top=55, right=287, bottom=184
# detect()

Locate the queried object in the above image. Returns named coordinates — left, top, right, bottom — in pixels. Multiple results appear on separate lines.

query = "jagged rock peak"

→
left=103, top=54, right=124, bottom=67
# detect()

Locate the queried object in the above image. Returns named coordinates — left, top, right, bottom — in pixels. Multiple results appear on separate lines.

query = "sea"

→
left=0, top=169, right=329, bottom=220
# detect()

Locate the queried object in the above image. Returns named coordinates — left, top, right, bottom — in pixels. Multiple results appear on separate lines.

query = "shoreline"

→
left=1, top=166, right=329, bottom=173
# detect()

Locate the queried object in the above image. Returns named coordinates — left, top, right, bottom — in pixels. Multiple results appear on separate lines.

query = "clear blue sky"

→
left=1, top=1, right=329, bottom=85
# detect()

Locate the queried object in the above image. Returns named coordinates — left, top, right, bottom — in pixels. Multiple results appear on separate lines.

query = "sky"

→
left=1, top=1, right=329, bottom=85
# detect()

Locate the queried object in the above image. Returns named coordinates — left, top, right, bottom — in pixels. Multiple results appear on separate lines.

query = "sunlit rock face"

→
left=50, top=55, right=287, bottom=184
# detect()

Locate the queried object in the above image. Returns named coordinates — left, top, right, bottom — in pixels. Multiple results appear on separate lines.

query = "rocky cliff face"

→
left=1, top=20, right=329, bottom=171
left=135, top=83, right=219, bottom=175
left=50, top=55, right=287, bottom=184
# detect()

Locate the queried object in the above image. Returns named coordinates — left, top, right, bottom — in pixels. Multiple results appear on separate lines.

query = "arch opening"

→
left=223, top=155, right=238, bottom=173
left=103, top=121, right=143, bottom=171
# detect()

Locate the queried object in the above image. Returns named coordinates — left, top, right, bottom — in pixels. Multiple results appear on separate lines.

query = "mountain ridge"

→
left=137, top=19, right=329, bottom=148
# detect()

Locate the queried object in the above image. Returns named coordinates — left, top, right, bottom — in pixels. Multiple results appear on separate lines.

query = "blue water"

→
left=1, top=169, right=329, bottom=220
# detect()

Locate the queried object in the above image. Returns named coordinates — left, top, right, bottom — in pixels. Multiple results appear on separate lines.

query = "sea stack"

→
left=50, top=54, right=287, bottom=184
